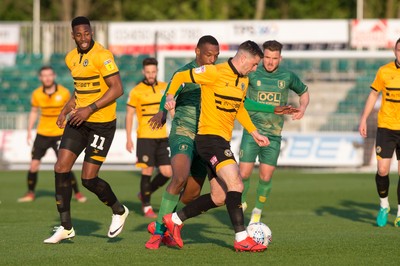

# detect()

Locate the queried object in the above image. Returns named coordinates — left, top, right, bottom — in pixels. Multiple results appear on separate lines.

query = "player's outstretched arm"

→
left=244, top=98, right=298, bottom=115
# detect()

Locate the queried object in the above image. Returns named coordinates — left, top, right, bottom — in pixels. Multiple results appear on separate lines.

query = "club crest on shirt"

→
left=224, top=149, right=233, bottom=157
left=160, top=89, right=165, bottom=95
left=104, top=59, right=115, bottom=71
left=257, top=80, right=261, bottom=86
left=278, top=80, right=285, bottom=89
left=83, top=59, right=89, bottom=67
left=194, top=65, right=206, bottom=74
left=142, top=155, right=149, bottom=162
left=241, top=82, right=246, bottom=91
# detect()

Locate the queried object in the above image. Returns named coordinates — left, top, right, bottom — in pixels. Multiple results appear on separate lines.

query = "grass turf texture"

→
left=0, top=169, right=399, bottom=265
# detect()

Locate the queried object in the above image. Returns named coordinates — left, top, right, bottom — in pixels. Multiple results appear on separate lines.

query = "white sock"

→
left=171, top=212, right=183, bottom=225
left=252, top=208, right=262, bottom=215
left=397, top=205, right=400, bottom=217
left=379, top=197, right=389, bottom=209
left=143, top=206, right=152, bottom=213
left=235, top=230, right=248, bottom=242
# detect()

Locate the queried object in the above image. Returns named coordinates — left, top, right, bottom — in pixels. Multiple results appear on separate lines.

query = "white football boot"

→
left=43, top=226, right=75, bottom=244
left=108, top=205, right=129, bottom=238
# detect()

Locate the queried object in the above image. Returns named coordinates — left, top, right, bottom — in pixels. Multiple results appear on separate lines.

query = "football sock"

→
left=226, top=191, right=245, bottom=233
left=255, top=179, right=272, bottom=210
left=177, top=193, right=218, bottom=222
left=82, top=177, right=123, bottom=214
left=241, top=178, right=250, bottom=203
left=150, top=172, right=170, bottom=193
left=397, top=176, right=400, bottom=205
left=155, top=191, right=179, bottom=234
left=235, top=230, right=248, bottom=242
left=397, top=205, right=400, bottom=217
left=252, top=207, right=262, bottom=215
left=375, top=173, right=389, bottom=199
left=155, top=222, right=166, bottom=235
left=140, top=174, right=152, bottom=206
left=171, top=212, right=183, bottom=225
left=27, top=171, right=38, bottom=192
left=55, top=172, right=72, bottom=230
left=379, top=197, right=389, bottom=209
left=70, top=172, right=80, bottom=193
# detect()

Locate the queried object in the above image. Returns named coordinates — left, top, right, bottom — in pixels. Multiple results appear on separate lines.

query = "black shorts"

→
left=376, top=127, right=400, bottom=159
left=136, top=138, right=171, bottom=168
left=59, top=120, right=116, bottom=165
left=195, top=134, right=236, bottom=180
left=31, top=134, right=61, bottom=160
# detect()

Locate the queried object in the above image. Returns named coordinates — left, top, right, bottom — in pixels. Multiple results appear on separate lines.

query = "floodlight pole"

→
left=357, top=0, right=364, bottom=20
left=33, top=0, right=40, bottom=54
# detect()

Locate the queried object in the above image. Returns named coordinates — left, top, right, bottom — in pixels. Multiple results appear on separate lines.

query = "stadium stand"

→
left=0, top=54, right=390, bottom=131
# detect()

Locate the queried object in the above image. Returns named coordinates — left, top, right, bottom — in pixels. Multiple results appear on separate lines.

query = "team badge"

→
left=376, top=146, right=382, bottom=154
left=278, top=80, right=285, bottom=89
left=194, top=65, right=206, bottom=74
left=160, top=89, right=165, bottom=95
left=224, top=149, right=233, bottom=157
left=142, top=155, right=149, bottom=162
left=83, top=59, right=89, bottom=67
left=93, top=149, right=99, bottom=154
left=179, top=144, right=188, bottom=151
left=239, top=150, right=243, bottom=158
left=104, top=59, right=115, bottom=71
left=241, top=82, right=245, bottom=91
left=257, top=80, right=261, bottom=86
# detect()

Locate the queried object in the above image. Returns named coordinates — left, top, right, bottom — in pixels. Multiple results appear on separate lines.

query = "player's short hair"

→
left=38, top=66, right=54, bottom=75
left=262, top=40, right=283, bottom=53
left=197, top=35, right=219, bottom=48
left=238, top=40, right=263, bottom=58
left=71, top=16, right=91, bottom=29
left=142, top=57, right=158, bottom=67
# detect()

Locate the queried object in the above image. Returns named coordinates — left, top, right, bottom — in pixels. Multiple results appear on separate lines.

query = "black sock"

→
left=177, top=193, right=218, bottom=222
left=55, top=172, right=72, bottom=230
left=27, top=171, right=38, bottom=192
left=397, top=176, right=400, bottom=205
left=225, top=191, right=245, bottom=233
left=140, top=174, right=152, bottom=206
left=150, top=172, right=170, bottom=193
left=375, top=173, right=389, bottom=198
left=81, top=177, right=124, bottom=214
left=70, top=172, right=79, bottom=193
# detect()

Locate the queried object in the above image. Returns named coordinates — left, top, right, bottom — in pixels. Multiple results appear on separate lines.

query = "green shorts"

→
left=239, top=131, right=281, bottom=166
left=169, top=124, right=207, bottom=180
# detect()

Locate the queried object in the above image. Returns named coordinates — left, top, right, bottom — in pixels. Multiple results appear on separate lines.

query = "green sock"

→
left=242, top=178, right=250, bottom=203
left=155, top=190, right=180, bottom=234
left=255, top=179, right=272, bottom=210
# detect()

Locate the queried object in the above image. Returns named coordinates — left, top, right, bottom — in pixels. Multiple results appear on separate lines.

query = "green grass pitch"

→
left=0, top=169, right=399, bottom=265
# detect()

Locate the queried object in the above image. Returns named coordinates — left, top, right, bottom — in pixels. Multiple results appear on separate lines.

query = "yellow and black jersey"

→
left=127, top=81, right=168, bottom=138
left=168, top=59, right=256, bottom=141
left=31, top=84, right=70, bottom=136
left=65, top=41, right=119, bottom=123
left=371, top=61, right=400, bottom=130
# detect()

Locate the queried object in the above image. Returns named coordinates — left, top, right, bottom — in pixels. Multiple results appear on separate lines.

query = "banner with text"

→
left=108, top=20, right=348, bottom=55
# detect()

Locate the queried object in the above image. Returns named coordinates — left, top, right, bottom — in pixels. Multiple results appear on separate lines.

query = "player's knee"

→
left=81, top=178, right=99, bottom=192
left=169, top=176, right=186, bottom=190
left=160, top=167, right=172, bottom=178
left=54, top=161, right=70, bottom=173
left=180, top=191, right=200, bottom=205
left=211, top=193, right=225, bottom=207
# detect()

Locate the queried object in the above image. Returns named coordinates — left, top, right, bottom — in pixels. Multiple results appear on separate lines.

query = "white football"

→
left=246, top=222, right=272, bottom=247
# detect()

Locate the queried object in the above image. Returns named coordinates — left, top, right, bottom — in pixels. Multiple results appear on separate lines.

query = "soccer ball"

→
left=246, top=222, right=272, bottom=247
